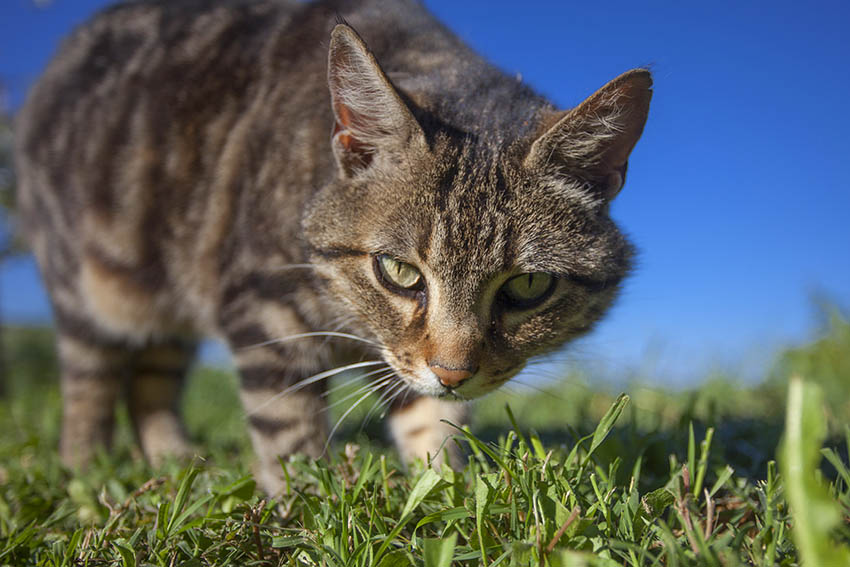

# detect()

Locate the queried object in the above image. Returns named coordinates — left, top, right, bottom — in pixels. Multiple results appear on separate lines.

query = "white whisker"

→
left=362, top=379, right=406, bottom=427
left=322, top=384, right=382, bottom=457
left=396, top=387, right=413, bottom=409
left=323, top=372, right=396, bottom=413
left=268, top=263, right=316, bottom=271
left=378, top=381, right=408, bottom=418
left=246, top=360, right=387, bottom=416
left=321, top=366, right=392, bottom=398
left=511, top=379, right=560, bottom=397
left=319, top=317, right=363, bottom=350
left=498, top=384, right=522, bottom=397
left=236, top=331, right=379, bottom=351
left=362, top=379, right=402, bottom=425
left=382, top=385, right=408, bottom=415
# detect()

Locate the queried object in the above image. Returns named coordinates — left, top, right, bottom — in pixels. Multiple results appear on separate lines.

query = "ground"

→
left=0, top=313, right=848, bottom=565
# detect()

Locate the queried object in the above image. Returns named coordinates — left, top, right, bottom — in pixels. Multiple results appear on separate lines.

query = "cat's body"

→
left=16, top=0, right=651, bottom=493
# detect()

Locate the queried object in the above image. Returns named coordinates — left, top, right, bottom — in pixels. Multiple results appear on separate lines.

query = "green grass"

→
left=0, top=312, right=848, bottom=565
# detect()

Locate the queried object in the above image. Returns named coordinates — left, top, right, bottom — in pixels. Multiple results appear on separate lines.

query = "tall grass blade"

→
left=781, top=376, right=850, bottom=565
left=423, top=532, right=457, bottom=567
left=586, top=393, right=630, bottom=462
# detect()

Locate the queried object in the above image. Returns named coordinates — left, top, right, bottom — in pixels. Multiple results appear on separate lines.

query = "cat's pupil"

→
left=378, top=255, right=422, bottom=289
left=502, top=272, right=554, bottom=307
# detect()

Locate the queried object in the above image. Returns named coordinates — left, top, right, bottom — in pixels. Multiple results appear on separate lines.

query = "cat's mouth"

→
left=446, top=364, right=525, bottom=400
left=387, top=355, right=524, bottom=401
left=437, top=388, right=467, bottom=401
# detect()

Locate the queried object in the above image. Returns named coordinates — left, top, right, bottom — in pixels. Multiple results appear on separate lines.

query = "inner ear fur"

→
left=525, top=68, right=652, bottom=201
left=327, top=24, right=426, bottom=177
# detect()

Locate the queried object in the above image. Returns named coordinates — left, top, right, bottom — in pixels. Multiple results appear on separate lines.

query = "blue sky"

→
left=1, top=1, right=848, bottom=383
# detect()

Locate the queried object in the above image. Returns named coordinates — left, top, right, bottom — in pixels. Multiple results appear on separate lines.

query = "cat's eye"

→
left=375, top=254, right=424, bottom=294
left=500, top=272, right=555, bottom=309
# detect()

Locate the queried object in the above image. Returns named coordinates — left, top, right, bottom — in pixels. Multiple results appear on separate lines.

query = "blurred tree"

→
left=767, top=305, right=850, bottom=426
left=0, top=99, right=24, bottom=253
left=0, top=91, right=30, bottom=397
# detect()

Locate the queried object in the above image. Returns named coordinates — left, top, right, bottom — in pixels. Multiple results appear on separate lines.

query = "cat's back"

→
left=15, top=0, right=288, bottom=207
left=14, top=0, right=314, bottom=337
left=20, top=0, right=289, bottom=110
left=14, top=0, right=542, bottom=337
left=14, top=0, right=445, bottom=235
left=14, top=0, right=467, bottom=337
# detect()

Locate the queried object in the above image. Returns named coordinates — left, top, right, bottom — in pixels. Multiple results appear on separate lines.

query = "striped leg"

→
left=389, top=395, right=467, bottom=470
left=57, top=334, right=128, bottom=468
left=220, top=285, right=341, bottom=494
left=233, top=345, right=330, bottom=495
left=127, top=340, right=196, bottom=466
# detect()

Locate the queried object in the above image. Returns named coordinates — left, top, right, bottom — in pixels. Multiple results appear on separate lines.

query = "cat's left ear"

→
left=327, top=24, right=427, bottom=177
left=524, top=69, right=652, bottom=201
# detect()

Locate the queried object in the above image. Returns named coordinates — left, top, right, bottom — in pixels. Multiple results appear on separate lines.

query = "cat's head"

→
left=304, top=25, right=651, bottom=400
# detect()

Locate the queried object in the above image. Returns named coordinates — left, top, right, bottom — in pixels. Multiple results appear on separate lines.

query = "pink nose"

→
left=429, top=365, right=474, bottom=388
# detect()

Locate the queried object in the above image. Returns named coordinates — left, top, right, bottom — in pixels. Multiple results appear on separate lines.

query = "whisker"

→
left=375, top=381, right=409, bottom=422
left=316, top=316, right=360, bottom=350
left=322, top=385, right=382, bottom=457
left=236, top=331, right=379, bottom=351
left=323, top=372, right=396, bottom=413
left=322, top=366, right=392, bottom=398
left=510, top=379, right=561, bottom=398
left=361, top=378, right=405, bottom=428
left=377, top=382, right=407, bottom=418
left=268, top=263, right=316, bottom=271
left=396, top=386, right=413, bottom=409
left=497, top=384, right=522, bottom=398
left=516, top=370, right=580, bottom=389
left=381, top=385, right=409, bottom=418
left=246, top=360, right=387, bottom=416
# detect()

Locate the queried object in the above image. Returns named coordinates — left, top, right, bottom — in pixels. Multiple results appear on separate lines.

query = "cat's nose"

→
left=429, top=363, right=476, bottom=388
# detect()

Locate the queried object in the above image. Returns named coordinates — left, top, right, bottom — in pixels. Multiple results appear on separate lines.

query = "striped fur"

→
left=15, top=0, right=651, bottom=494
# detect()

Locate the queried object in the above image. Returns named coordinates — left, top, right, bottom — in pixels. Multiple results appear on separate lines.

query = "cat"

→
left=15, top=0, right=651, bottom=494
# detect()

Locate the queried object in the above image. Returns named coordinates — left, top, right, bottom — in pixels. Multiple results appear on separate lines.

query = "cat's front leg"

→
left=239, top=381, right=328, bottom=494
left=389, top=395, right=467, bottom=470
left=233, top=348, right=331, bottom=494
left=224, top=314, right=333, bottom=494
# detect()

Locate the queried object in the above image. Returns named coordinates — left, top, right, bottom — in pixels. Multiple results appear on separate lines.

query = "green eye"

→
left=376, top=255, right=423, bottom=291
left=501, top=272, right=555, bottom=308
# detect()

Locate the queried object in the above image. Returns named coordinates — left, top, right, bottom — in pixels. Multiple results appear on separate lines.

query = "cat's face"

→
left=305, top=138, right=633, bottom=399
left=303, top=25, right=650, bottom=399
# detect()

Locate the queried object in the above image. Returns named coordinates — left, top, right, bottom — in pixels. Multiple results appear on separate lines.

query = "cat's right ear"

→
left=524, top=69, right=652, bottom=202
left=327, top=24, right=427, bottom=177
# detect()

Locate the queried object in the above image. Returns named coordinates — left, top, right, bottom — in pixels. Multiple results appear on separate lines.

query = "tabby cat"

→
left=15, top=0, right=651, bottom=494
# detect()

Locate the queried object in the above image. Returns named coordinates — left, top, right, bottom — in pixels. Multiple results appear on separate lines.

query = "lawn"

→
left=0, top=312, right=848, bottom=566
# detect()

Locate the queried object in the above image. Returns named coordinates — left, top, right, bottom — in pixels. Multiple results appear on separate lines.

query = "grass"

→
left=0, top=312, right=848, bottom=565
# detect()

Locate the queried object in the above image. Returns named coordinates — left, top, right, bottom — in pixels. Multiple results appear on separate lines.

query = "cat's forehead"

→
left=359, top=134, right=621, bottom=285
left=424, top=154, right=516, bottom=273
left=400, top=144, right=593, bottom=278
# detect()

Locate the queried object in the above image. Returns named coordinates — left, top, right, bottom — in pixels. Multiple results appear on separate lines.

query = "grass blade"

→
left=423, top=532, right=457, bottom=567
left=781, top=376, right=850, bottom=565
left=586, top=393, right=630, bottom=462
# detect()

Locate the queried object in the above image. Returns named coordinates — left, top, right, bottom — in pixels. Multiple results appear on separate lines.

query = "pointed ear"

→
left=524, top=69, right=652, bottom=201
left=327, top=24, right=426, bottom=177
